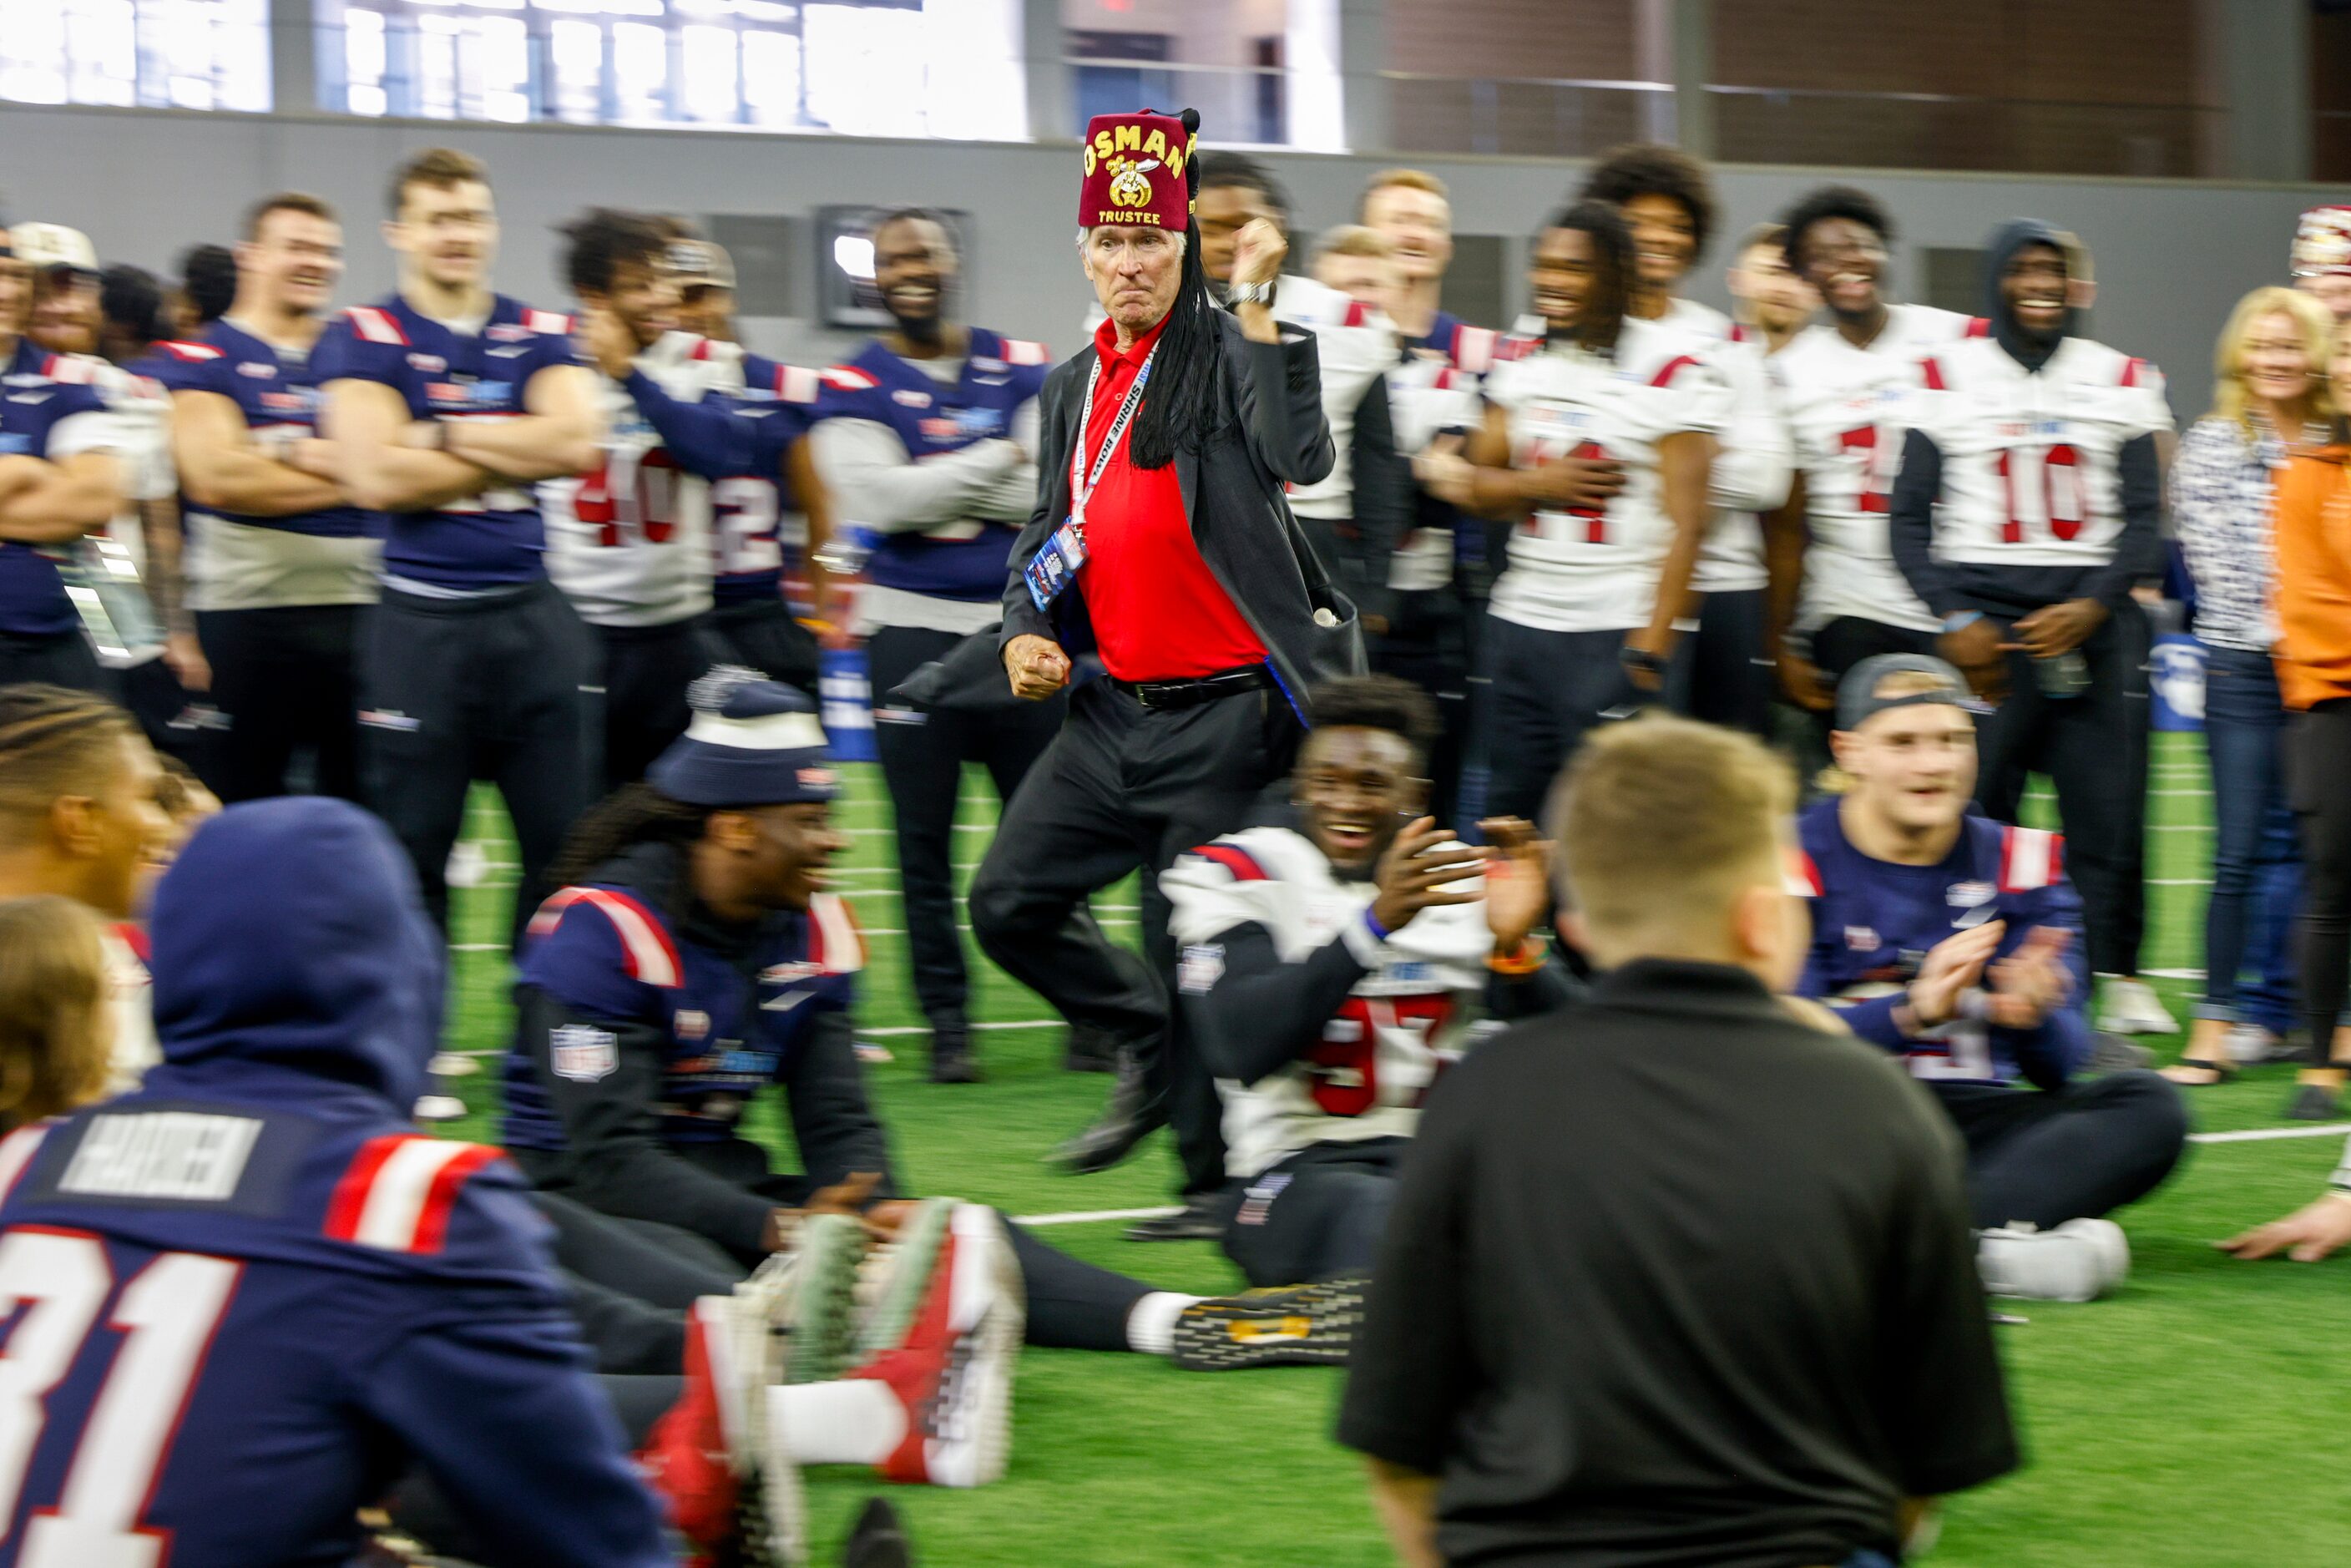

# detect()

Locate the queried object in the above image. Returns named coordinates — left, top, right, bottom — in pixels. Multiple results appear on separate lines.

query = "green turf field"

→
left=432, top=733, right=2351, bottom=1566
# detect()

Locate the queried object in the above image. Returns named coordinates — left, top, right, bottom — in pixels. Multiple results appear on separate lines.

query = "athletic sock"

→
left=766, top=1380, right=905, bottom=1467
left=1122, top=1291, right=1203, bottom=1356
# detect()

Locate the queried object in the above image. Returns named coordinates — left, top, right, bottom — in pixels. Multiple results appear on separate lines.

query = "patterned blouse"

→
left=2173, top=414, right=2292, bottom=651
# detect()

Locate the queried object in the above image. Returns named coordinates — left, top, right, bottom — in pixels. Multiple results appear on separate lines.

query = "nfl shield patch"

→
left=550, top=1023, right=619, bottom=1083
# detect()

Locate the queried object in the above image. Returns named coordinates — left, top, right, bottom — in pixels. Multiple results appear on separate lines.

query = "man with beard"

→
left=0, top=230, right=129, bottom=693
left=1888, top=218, right=2177, bottom=1044
left=972, top=109, right=1347, bottom=1238
left=550, top=207, right=732, bottom=791
left=807, top=209, right=1083, bottom=1084
left=154, top=192, right=377, bottom=802
left=1726, top=221, right=1818, bottom=356
left=315, top=146, right=604, bottom=942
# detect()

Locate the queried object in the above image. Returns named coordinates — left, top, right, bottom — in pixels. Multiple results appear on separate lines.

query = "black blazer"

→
left=997, top=308, right=1364, bottom=719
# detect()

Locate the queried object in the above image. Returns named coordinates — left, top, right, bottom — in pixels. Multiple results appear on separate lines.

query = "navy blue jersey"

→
left=822, top=328, right=1048, bottom=600
left=0, top=338, right=115, bottom=635
left=310, top=295, right=579, bottom=589
left=1794, top=798, right=2091, bottom=1087
left=505, top=876, right=863, bottom=1151
left=1400, top=309, right=1498, bottom=374
left=144, top=321, right=372, bottom=539
left=0, top=799, right=667, bottom=1568
left=714, top=349, right=822, bottom=606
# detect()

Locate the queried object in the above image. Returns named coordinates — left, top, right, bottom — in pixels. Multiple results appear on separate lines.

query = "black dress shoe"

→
left=928, top=1026, right=981, bottom=1085
left=1124, top=1191, right=1226, bottom=1242
left=1063, top=1021, right=1120, bottom=1074
left=1049, top=1046, right=1166, bottom=1171
left=842, top=1495, right=913, bottom=1568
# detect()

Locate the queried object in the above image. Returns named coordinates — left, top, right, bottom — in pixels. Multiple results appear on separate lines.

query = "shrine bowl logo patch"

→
left=550, top=1023, right=619, bottom=1083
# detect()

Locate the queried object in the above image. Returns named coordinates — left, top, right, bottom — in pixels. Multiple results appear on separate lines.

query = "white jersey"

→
left=1777, top=304, right=1976, bottom=633
left=1912, top=334, right=2173, bottom=571
left=1484, top=316, right=1732, bottom=633
left=1383, top=352, right=1484, bottom=593
left=1162, top=826, right=1496, bottom=1180
left=544, top=331, right=721, bottom=629
left=50, top=356, right=175, bottom=666
left=1659, top=296, right=1791, bottom=596
left=1277, top=275, right=1399, bottom=522
left=101, top=925, right=158, bottom=1096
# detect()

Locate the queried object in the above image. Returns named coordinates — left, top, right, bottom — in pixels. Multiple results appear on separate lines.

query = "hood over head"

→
left=148, top=797, right=444, bottom=1112
left=1981, top=217, right=2076, bottom=371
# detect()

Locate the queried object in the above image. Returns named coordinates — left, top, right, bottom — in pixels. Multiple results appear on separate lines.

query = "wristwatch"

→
left=1618, top=644, right=1668, bottom=680
left=1226, top=281, right=1275, bottom=308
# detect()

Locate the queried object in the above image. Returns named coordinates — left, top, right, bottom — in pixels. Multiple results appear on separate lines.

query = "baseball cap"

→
left=648, top=670, right=839, bottom=807
left=666, top=238, right=736, bottom=292
left=10, top=222, right=98, bottom=276
left=1835, top=654, right=1978, bottom=733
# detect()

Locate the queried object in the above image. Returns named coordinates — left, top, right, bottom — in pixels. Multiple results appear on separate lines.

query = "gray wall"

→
left=5, top=100, right=2339, bottom=411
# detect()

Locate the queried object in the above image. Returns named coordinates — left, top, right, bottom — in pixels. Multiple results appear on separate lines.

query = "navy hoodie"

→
left=0, top=798, right=669, bottom=1568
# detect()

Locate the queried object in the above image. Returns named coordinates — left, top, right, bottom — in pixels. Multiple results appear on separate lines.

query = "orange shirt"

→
left=2273, top=445, right=2351, bottom=710
left=1074, top=315, right=1267, bottom=683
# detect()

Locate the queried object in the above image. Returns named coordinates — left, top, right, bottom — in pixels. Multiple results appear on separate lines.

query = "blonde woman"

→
left=0, top=894, right=115, bottom=1131
left=2166, top=287, right=2337, bottom=1086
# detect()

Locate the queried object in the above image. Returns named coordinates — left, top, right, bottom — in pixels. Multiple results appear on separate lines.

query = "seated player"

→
left=1796, top=655, right=2188, bottom=1301
left=1166, top=675, right=1562, bottom=1292
left=502, top=673, right=1364, bottom=1400
left=0, top=797, right=729, bottom=1567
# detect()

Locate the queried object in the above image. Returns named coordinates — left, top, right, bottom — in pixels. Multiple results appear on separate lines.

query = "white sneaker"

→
left=412, top=1094, right=467, bottom=1123
left=1977, top=1220, right=2128, bottom=1302
left=427, top=1051, right=479, bottom=1079
left=444, top=840, right=488, bottom=890
left=2096, top=978, right=2182, bottom=1035
left=2222, top=1023, right=2288, bottom=1065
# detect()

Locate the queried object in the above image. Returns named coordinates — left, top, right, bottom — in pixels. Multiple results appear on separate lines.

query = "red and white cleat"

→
left=846, top=1201, right=1024, bottom=1488
left=640, top=1294, right=806, bottom=1565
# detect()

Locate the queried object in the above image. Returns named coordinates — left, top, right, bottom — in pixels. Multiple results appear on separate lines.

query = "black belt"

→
left=1113, top=665, right=1272, bottom=711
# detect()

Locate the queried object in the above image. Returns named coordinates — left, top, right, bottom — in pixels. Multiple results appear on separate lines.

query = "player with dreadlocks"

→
left=971, top=106, right=1352, bottom=1242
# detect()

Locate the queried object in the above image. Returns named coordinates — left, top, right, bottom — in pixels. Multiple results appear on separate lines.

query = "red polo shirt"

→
left=1075, top=314, right=1266, bottom=682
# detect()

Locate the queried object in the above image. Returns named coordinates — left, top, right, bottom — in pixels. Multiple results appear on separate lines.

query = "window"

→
left=1062, top=0, right=1343, bottom=149
left=317, top=0, right=1024, bottom=139
left=0, top=0, right=268, bottom=112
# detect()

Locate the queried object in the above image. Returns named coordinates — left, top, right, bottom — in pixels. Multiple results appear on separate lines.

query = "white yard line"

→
left=1013, top=1205, right=1182, bottom=1227
left=2191, top=1123, right=2351, bottom=1145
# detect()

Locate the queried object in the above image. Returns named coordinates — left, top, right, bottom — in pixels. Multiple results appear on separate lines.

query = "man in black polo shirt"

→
left=1339, top=714, right=2015, bottom=1568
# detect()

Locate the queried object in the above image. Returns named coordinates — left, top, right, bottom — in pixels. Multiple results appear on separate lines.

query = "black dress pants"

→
left=2290, top=698, right=2351, bottom=1065
left=1971, top=603, right=2151, bottom=978
left=1929, top=1071, right=2187, bottom=1230
left=196, top=604, right=365, bottom=802
left=866, top=622, right=1070, bottom=1030
left=361, top=580, right=596, bottom=943
left=1369, top=587, right=1469, bottom=828
left=970, top=679, right=1297, bottom=1196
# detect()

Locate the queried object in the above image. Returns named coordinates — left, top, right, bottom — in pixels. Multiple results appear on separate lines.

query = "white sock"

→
left=1123, top=1291, right=1201, bottom=1356
left=766, top=1379, right=905, bottom=1467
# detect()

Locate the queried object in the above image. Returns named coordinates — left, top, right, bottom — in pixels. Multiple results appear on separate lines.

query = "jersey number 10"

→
left=0, top=1230, right=240, bottom=1567
left=1995, top=443, right=2086, bottom=544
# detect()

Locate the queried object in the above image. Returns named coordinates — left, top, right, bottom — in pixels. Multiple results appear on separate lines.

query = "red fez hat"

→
left=1079, top=109, right=1195, bottom=233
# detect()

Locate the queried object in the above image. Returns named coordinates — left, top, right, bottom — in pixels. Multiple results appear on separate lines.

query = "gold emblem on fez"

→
left=1106, top=157, right=1162, bottom=210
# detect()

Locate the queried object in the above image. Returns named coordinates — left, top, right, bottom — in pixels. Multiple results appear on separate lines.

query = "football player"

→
left=154, top=192, right=377, bottom=803
left=316, top=146, right=604, bottom=940
left=1457, top=200, right=1726, bottom=826
left=1766, top=186, right=1977, bottom=718
left=1580, top=144, right=1793, bottom=740
left=1165, top=675, right=1561, bottom=1288
left=503, top=676, right=1365, bottom=1400
left=665, top=235, right=829, bottom=695
left=1886, top=218, right=2176, bottom=1037
left=1795, top=656, right=2187, bottom=1301
left=0, top=231, right=129, bottom=694
left=547, top=207, right=727, bottom=792
left=1725, top=221, right=1818, bottom=357
left=806, top=209, right=1072, bottom=1084
left=0, top=797, right=700, bottom=1568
